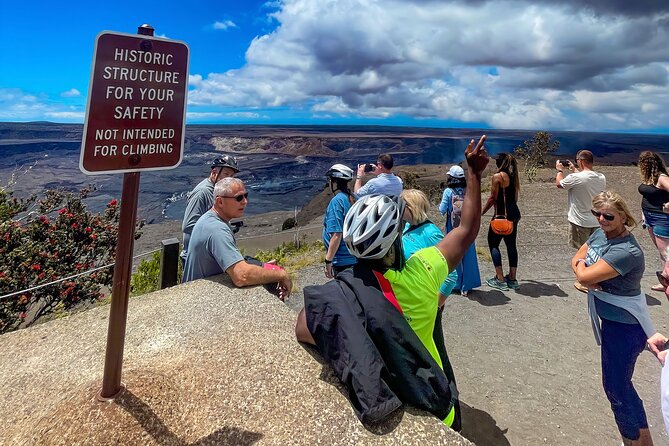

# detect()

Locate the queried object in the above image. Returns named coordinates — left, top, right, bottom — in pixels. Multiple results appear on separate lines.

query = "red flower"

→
left=19, top=312, right=27, bottom=319
left=31, top=264, right=41, bottom=271
left=91, top=234, right=98, bottom=240
left=58, top=208, right=67, bottom=214
left=85, top=226, right=92, bottom=233
left=71, top=223, right=78, bottom=229
left=108, top=199, right=118, bottom=207
left=66, top=213, right=74, bottom=218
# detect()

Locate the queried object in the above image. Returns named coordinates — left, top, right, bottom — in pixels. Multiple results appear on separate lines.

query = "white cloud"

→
left=226, top=112, right=262, bottom=118
left=60, top=88, right=80, bottom=98
left=45, top=111, right=85, bottom=120
left=0, top=88, right=84, bottom=122
left=213, top=20, right=238, bottom=30
left=188, top=0, right=669, bottom=130
left=187, top=112, right=225, bottom=120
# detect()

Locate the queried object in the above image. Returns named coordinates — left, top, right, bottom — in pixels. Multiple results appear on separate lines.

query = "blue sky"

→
left=1, top=0, right=668, bottom=132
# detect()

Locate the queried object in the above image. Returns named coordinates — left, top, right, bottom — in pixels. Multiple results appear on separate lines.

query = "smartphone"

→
left=364, top=163, right=375, bottom=173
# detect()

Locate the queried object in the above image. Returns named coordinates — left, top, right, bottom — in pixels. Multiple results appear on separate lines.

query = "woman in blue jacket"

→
left=439, top=165, right=481, bottom=296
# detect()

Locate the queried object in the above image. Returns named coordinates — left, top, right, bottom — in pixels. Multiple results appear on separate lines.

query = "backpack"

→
left=450, top=189, right=464, bottom=228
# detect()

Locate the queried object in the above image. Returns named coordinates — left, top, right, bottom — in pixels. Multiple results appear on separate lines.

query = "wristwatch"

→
left=325, top=259, right=332, bottom=264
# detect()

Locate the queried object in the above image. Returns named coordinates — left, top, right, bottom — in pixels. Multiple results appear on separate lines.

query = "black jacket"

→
left=304, top=264, right=455, bottom=424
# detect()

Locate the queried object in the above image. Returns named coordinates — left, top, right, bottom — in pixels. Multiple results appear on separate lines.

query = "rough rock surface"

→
left=0, top=275, right=471, bottom=446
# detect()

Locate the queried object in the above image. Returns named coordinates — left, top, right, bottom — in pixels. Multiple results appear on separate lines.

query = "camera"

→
left=558, top=160, right=571, bottom=167
left=364, top=163, right=376, bottom=173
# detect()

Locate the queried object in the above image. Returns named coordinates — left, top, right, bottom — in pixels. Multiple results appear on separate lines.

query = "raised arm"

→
left=436, top=136, right=488, bottom=272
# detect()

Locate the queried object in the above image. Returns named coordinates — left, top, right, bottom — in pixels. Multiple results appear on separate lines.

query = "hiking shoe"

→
left=505, top=276, right=520, bottom=289
left=461, top=290, right=468, bottom=297
left=486, top=277, right=509, bottom=291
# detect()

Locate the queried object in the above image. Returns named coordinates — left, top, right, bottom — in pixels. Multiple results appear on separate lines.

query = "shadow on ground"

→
left=513, top=280, right=568, bottom=298
left=459, top=401, right=510, bottom=446
left=466, top=289, right=511, bottom=306
left=116, top=389, right=263, bottom=446
left=646, top=293, right=663, bottom=306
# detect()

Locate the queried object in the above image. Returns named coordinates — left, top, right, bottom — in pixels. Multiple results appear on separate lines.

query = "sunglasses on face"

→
left=219, top=192, right=249, bottom=202
left=591, top=209, right=615, bottom=221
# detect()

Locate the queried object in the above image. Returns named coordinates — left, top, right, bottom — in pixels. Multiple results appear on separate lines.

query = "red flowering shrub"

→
left=0, top=187, right=142, bottom=333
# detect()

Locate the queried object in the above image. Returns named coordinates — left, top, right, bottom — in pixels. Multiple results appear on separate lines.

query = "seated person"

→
left=181, top=156, right=239, bottom=263
left=183, top=177, right=291, bottom=301
left=295, top=136, right=488, bottom=429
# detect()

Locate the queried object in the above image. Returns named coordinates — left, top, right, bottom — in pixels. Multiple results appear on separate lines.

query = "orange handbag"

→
left=490, top=186, right=514, bottom=235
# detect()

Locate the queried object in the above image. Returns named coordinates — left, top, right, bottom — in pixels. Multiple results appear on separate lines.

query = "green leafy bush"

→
left=0, top=187, right=140, bottom=333
left=130, top=249, right=183, bottom=297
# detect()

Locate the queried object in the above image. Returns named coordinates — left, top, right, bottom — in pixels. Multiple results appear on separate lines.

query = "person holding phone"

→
left=572, top=191, right=656, bottom=446
left=556, top=150, right=606, bottom=250
left=354, top=153, right=403, bottom=198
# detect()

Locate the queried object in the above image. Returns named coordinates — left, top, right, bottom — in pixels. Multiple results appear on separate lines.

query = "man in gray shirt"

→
left=181, top=156, right=239, bottom=262
left=355, top=154, right=403, bottom=198
left=183, top=177, right=292, bottom=300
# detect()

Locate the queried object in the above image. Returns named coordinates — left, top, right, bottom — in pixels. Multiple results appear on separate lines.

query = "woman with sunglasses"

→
left=638, top=151, right=669, bottom=298
left=572, top=191, right=657, bottom=446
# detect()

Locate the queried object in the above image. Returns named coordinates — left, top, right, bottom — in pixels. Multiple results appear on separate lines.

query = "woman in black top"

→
left=482, top=152, right=521, bottom=291
left=638, top=151, right=669, bottom=297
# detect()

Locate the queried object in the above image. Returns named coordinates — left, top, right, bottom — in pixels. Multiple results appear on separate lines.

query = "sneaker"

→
left=486, top=277, right=509, bottom=291
left=505, top=276, right=520, bottom=289
left=461, top=290, right=468, bottom=297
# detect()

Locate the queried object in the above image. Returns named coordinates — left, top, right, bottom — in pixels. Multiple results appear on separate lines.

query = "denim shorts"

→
left=643, top=209, right=669, bottom=238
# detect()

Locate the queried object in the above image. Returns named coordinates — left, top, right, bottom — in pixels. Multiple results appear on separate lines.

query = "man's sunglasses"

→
left=591, top=209, right=615, bottom=221
left=219, top=192, right=249, bottom=202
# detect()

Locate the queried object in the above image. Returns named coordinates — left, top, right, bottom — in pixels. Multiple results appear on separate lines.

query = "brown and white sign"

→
left=80, top=31, right=189, bottom=175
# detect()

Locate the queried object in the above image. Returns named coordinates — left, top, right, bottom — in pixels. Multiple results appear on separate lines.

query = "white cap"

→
left=448, top=165, right=465, bottom=178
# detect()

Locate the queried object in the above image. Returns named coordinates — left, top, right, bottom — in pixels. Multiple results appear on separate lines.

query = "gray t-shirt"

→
left=182, top=210, right=244, bottom=282
left=181, top=178, right=215, bottom=256
left=356, top=173, right=403, bottom=198
left=585, top=228, right=645, bottom=323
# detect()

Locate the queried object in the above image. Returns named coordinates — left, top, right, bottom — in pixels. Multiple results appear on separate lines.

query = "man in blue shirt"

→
left=183, top=177, right=292, bottom=301
left=354, top=154, right=403, bottom=198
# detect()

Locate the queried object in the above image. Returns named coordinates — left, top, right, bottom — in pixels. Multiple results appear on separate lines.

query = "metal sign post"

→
left=78, top=24, right=189, bottom=400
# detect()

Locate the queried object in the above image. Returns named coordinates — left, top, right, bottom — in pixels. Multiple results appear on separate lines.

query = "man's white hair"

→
left=214, top=177, right=244, bottom=197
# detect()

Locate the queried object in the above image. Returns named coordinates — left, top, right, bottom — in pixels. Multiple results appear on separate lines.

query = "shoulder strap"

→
left=496, top=182, right=507, bottom=218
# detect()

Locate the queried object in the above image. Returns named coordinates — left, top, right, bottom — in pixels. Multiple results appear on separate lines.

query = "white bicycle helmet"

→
left=326, top=164, right=354, bottom=181
left=343, top=194, right=404, bottom=260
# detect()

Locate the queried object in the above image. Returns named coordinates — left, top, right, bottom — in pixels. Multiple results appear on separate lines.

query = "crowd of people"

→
left=177, top=141, right=669, bottom=444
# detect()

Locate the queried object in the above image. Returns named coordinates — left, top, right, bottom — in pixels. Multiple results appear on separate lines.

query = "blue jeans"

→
left=600, top=318, right=649, bottom=440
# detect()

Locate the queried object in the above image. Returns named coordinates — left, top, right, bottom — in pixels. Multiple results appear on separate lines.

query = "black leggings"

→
left=487, top=220, right=519, bottom=269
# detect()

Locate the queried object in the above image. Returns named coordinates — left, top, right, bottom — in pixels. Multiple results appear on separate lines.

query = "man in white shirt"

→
left=556, top=149, right=606, bottom=249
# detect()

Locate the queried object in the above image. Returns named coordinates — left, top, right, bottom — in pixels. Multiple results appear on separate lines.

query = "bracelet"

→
left=556, top=170, right=563, bottom=173
left=355, top=176, right=362, bottom=180
left=575, top=258, right=586, bottom=267
left=325, top=259, right=332, bottom=264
